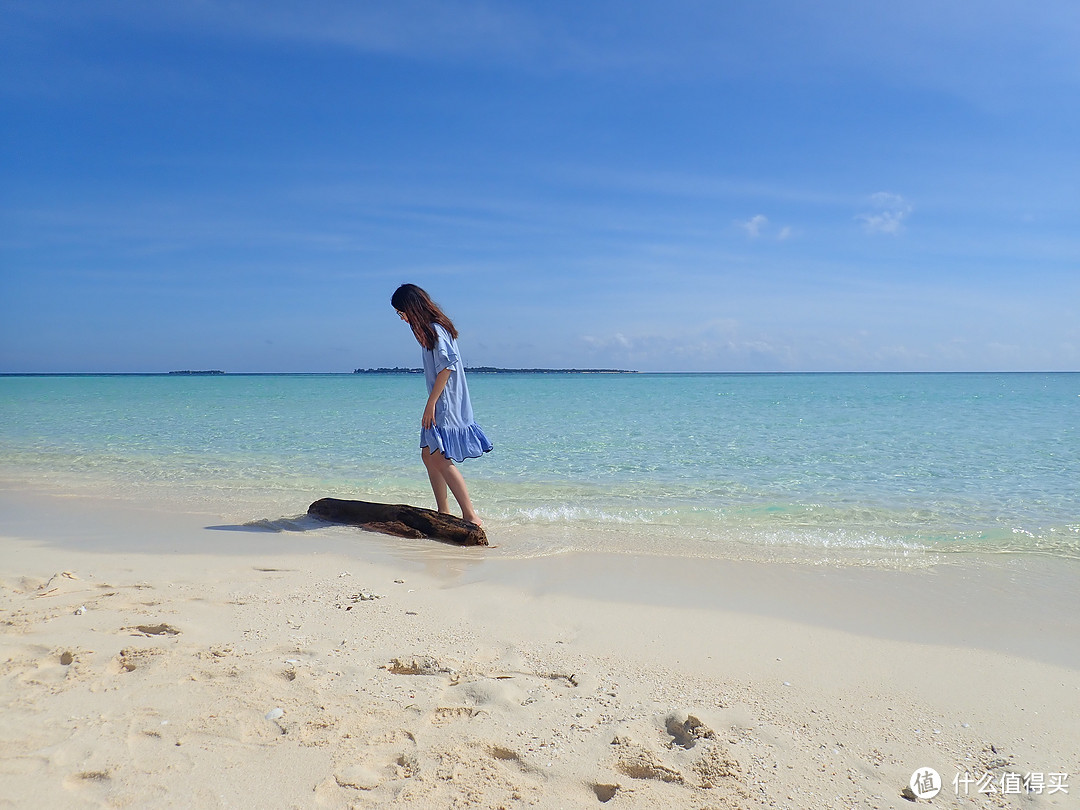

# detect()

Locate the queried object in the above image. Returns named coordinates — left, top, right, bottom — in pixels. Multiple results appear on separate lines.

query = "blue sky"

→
left=2, top=1, right=1078, bottom=372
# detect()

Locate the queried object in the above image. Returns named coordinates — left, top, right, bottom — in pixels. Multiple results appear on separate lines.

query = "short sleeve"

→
left=431, top=325, right=460, bottom=374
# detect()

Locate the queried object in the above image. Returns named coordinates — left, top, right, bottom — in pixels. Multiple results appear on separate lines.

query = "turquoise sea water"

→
left=1, top=373, right=1077, bottom=566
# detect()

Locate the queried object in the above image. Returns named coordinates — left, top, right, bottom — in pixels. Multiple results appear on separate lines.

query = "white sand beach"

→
left=2, top=491, right=1078, bottom=809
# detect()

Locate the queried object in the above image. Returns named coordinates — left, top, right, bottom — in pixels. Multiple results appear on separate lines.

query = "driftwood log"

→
left=308, top=498, right=488, bottom=546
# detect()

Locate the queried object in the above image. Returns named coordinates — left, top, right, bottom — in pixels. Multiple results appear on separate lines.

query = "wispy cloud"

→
left=737, top=214, right=768, bottom=238
left=857, top=192, right=912, bottom=235
left=6, top=0, right=547, bottom=68
left=566, top=166, right=848, bottom=207
left=579, top=319, right=801, bottom=371
left=9, top=1, right=1079, bottom=98
left=735, top=214, right=794, bottom=241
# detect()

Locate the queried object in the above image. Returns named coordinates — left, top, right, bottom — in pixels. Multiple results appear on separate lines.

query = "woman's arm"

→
left=422, top=367, right=452, bottom=428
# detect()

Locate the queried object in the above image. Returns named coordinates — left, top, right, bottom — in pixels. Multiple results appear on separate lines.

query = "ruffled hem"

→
left=420, top=423, right=493, bottom=463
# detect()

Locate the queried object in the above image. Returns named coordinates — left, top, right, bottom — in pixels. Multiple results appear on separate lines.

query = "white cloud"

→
left=736, top=214, right=795, bottom=241
left=857, top=192, right=912, bottom=235
left=737, top=214, right=768, bottom=238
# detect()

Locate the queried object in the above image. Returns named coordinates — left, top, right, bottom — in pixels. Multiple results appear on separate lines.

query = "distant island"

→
left=354, top=367, right=424, bottom=374
left=354, top=367, right=636, bottom=374
left=169, top=370, right=225, bottom=375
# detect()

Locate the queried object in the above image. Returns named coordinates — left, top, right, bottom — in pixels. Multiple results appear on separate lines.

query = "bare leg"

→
left=421, top=448, right=482, bottom=526
left=421, top=449, right=450, bottom=515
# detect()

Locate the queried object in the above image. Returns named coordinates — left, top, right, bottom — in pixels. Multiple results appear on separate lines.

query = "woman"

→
left=391, top=284, right=492, bottom=526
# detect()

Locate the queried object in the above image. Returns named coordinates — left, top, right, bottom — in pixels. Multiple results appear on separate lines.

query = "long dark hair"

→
left=391, top=284, right=458, bottom=350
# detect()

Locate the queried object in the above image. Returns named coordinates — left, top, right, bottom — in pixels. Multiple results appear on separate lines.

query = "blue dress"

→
left=420, top=324, right=493, bottom=462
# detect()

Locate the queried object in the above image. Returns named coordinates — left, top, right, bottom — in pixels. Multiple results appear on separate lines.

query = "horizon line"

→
left=3, top=369, right=1079, bottom=377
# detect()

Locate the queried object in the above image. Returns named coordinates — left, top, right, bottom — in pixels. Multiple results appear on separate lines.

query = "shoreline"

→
left=3, top=476, right=1077, bottom=573
left=2, top=490, right=1078, bottom=807
left=4, top=488, right=1079, bottom=668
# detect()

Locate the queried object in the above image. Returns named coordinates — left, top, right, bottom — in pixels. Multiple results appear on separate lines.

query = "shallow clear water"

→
left=1, top=373, right=1077, bottom=566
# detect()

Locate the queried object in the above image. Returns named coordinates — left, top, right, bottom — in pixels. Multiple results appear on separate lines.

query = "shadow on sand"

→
left=205, top=514, right=331, bottom=533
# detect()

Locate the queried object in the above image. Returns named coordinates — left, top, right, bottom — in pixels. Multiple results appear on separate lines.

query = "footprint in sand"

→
left=486, top=745, right=532, bottom=772
left=457, top=676, right=530, bottom=711
left=62, top=769, right=114, bottom=804
left=590, top=782, right=620, bottom=803
left=611, top=735, right=684, bottom=784
left=127, top=623, right=180, bottom=637
left=612, top=714, right=748, bottom=796
left=394, top=751, right=419, bottom=779
left=691, top=744, right=744, bottom=790
left=424, top=742, right=542, bottom=802
left=430, top=706, right=484, bottom=726
left=112, top=647, right=164, bottom=674
left=334, top=763, right=383, bottom=791
left=9, top=645, right=90, bottom=689
left=665, top=712, right=715, bottom=749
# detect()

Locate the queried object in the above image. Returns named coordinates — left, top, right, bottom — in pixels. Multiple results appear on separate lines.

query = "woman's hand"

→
left=422, top=367, right=452, bottom=430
